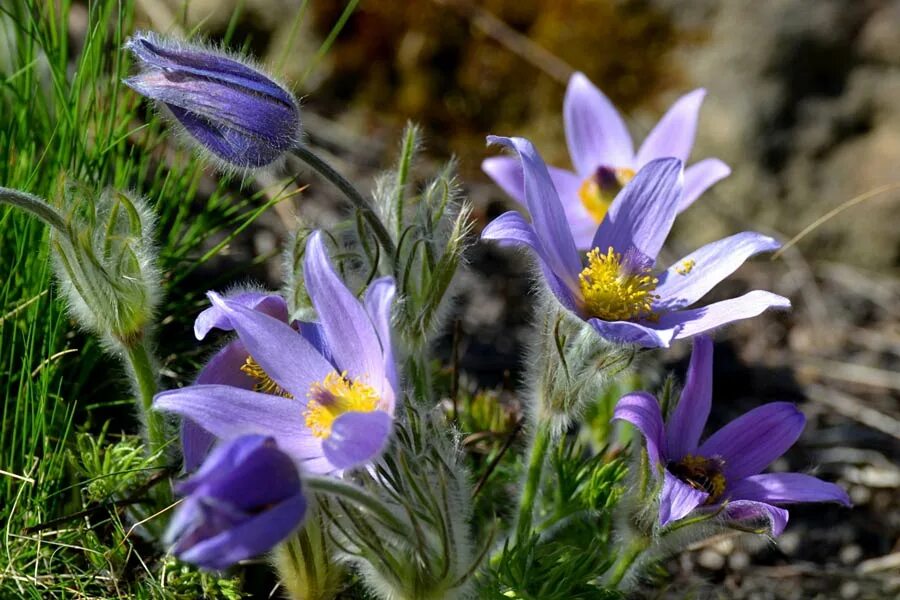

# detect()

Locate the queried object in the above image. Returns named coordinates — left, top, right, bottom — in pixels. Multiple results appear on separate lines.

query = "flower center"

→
left=578, top=166, right=635, bottom=223
left=578, top=246, right=659, bottom=321
left=668, top=454, right=726, bottom=504
left=241, top=356, right=293, bottom=398
left=304, top=371, right=379, bottom=439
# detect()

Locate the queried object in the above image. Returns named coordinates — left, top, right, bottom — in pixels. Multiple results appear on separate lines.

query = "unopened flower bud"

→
left=52, top=183, right=159, bottom=346
left=124, top=32, right=301, bottom=169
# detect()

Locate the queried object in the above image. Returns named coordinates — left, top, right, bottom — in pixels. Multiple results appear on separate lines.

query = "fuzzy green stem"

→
left=606, top=534, right=650, bottom=589
left=291, top=145, right=397, bottom=263
left=0, top=187, right=68, bottom=234
left=305, top=476, right=408, bottom=536
left=515, top=422, right=552, bottom=541
left=124, top=340, right=167, bottom=462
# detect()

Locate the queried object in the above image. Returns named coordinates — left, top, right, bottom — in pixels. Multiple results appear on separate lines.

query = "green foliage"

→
left=71, top=428, right=150, bottom=503
left=371, top=123, right=473, bottom=347
left=0, top=1, right=298, bottom=596
left=324, top=406, right=486, bottom=600
left=477, top=435, right=627, bottom=599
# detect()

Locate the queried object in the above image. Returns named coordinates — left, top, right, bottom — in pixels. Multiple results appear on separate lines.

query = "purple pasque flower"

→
left=480, top=135, right=789, bottom=348
left=124, top=32, right=301, bottom=168
left=155, top=230, right=398, bottom=474
left=613, top=336, right=850, bottom=535
left=166, top=434, right=307, bottom=570
left=484, top=73, right=730, bottom=248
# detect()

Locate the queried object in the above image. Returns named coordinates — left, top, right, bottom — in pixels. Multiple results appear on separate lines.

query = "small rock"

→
left=698, top=549, right=725, bottom=570
left=840, top=544, right=863, bottom=565
left=840, top=581, right=860, bottom=599
left=779, top=531, right=800, bottom=555
left=728, top=551, right=750, bottom=571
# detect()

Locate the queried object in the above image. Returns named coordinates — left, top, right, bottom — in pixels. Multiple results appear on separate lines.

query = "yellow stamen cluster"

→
left=578, top=166, right=636, bottom=223
left=675, top=259, right=696, bottom=276
left=669, top=454, right=726, bottom=503
left=304, top=371, right=379, bottom=440
left=241, top=356, right=293, bottom=398
left=579, top=246, right=659, bottom=321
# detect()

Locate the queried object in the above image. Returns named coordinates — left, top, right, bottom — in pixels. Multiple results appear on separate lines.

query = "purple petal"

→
left=207, top=291, right=333, bottom=399
left=181, top=420, right=216, bottom=474
left=195, top=292, right=288, bottom=340
left=303, top=232, right=385, bottom=390
left=727, top=473, right=851, bottom=507
left=124, top=71, right=296, bottom=149
left=126, top=33, right=296, bottom=106
left=166, top=104, right=284, bottom=168
left=666, top=336, right=713, bottom=461
left=723, top=500, right=789, bottom=536
left=481, top=211, right=580, bottom=312
left=612, top=392, right=667, bottom=467
left=483, top=157, right=595, bottom=248
left=195, top=340, right=254, bottom=389
left=679, top=158, right=731, bottom=213
left=659, top=470, right=708, bottom=527
left=655, top=233, right=782, bottom=311
left=591, top=158, right=683, bottom=263
left=154, top=384, right=323, bottom=465
left=178, top=494, right=306, bottom=570
left=549, top=165, right=598, bottom=250
left=482, top=156, right=526, bottom=205
left=699, top=402, right=806, bottom=481
left=635, top=89, right=706, bottom=167
left=485, top=136, right=582, bottom=290
left=296, top=321, right=333, bottom=364
left=588, top=318, right=679, bottom=349
left=182, top=340, right=256, bottom=471
left=563, top=72, right=634, bottom=174
left=179, top=435, right=300, bottom=506
left=363, top=277, right=399, bottom=412
left=322, top=411, right=393, bottom=471
left=660, top=291, right=791, bottom=341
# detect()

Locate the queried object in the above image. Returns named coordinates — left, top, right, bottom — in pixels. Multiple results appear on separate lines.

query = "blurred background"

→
left=62, top=0, right=900, bottom=597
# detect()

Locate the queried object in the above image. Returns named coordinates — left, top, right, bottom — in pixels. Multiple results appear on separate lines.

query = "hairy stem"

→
left=292, top=146, right=397, bottom=264
left=0, top=187, right=69, bottom=233
left=305, top=476, right=409, bottom=537
left=515, top=422, right=552, bottom=541
left=124, top=339, right=167, bottom=462
left=606, top=534, right=650, bottom=589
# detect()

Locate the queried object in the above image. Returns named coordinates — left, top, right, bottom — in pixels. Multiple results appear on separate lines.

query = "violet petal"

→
left=655, top=232, right=782, bottom=311
left=612, top=391, right=667, bottom=468
left=699, top=402, right=806, bottom=481
left=666, top=335, right=714, bottom=461
left=563, top=72, right=634, bottom=174
left=635, top=89, right=706, bottom=167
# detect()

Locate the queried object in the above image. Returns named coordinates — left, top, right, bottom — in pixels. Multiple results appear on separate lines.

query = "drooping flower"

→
left=124, top=32, right=301, bottom=168
left=155, top=231, right=398, bottom=473
left=165, top=434, right=307, bottom=570
left=612, top=336, right=850, bottom=534
left=484, top=73, right=730, bottom=248
left=480, top=135, right=789, bottom=348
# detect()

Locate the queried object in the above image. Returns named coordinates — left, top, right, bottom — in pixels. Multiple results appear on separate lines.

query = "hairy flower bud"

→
left=50, top=183, right=159, bottom=346
left=124, top=32, right=301, bottom=169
